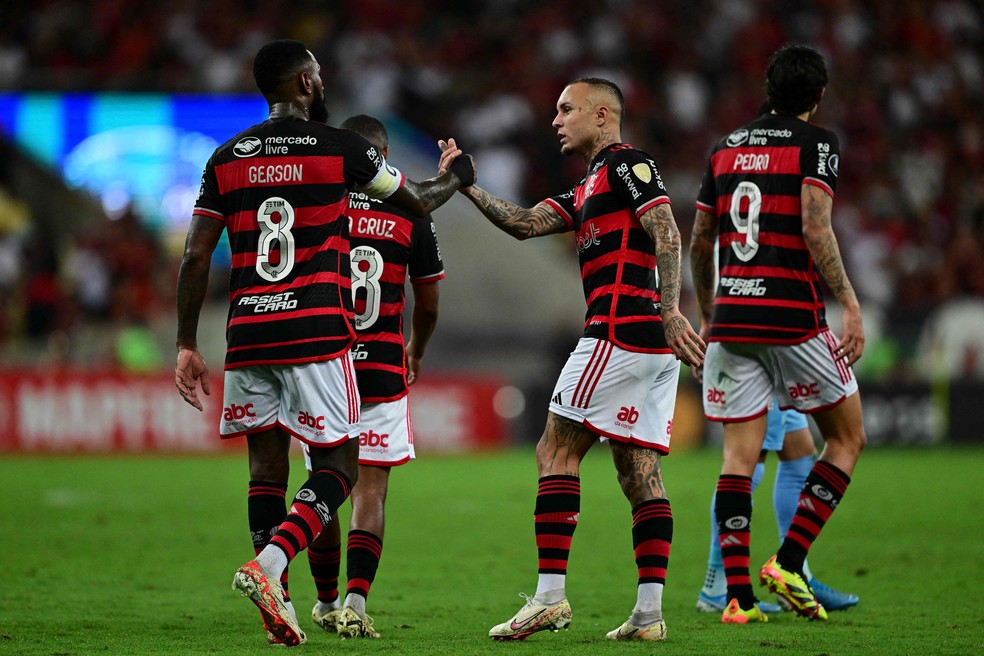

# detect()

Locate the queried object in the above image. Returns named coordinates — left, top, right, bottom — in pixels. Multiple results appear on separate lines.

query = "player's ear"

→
left=299, top=70, right=314, bottom=95
left=596, top=104, right=609, bottom=126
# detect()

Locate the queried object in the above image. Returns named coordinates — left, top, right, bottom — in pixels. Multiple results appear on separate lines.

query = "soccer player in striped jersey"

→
left=300, top=115, right=445, bottom=640
left=442, top=77, right=705, bottom=643
left=690, top=44, right=867, bottom=624
left=174, top=40, right=473, bottom=646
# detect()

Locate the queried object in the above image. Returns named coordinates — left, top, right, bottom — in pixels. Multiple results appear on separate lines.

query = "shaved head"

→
left=568, top=77, right=624, bottom=127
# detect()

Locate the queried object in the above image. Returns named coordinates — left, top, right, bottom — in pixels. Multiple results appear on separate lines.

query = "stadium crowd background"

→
left=0, top=0, right=982, bottom=386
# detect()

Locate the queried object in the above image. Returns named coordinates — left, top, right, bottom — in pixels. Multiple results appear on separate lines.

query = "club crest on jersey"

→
left=726, top=129, right=749, bottom=147
left=632, top=163, right=652, bottom=183
left=233, top=137, right=262, bottom=158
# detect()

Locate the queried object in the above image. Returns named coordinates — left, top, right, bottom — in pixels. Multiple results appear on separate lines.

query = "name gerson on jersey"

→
left=347, top=191, right=444, bottom=402
left=193, top=117, right=405, bottom=369
left=696, top=113, right=840, bottom=344
left=545, top=143, right=672, bottom=353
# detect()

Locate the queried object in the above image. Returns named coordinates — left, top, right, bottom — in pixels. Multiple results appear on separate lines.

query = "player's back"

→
left=196, top=117, right=382, bottom=367
left=348, top=193, right=444, bottom=402
left=696, top=113, right=840, bottom=344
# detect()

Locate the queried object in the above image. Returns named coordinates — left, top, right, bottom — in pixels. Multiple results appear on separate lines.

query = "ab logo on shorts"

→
left=788, top=382, right=820, bottom=400
left=706, top=388, right=726, bottom=406
left=360, top=430, right=389, bottom=448
left=224, top=403, right=256, bottom=422
left=614, top=406, right=639, bottom=430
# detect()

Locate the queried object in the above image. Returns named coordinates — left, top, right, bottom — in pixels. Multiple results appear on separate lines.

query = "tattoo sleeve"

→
left=640, top=203, right=682, bottom=312
left=461, top=186, right=568, bottom=239
left=801, top=184, right=860, bottom=309
left=689, top=208, right=719, bottom=324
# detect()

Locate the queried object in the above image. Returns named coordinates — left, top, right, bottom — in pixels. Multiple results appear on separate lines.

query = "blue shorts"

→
left=762, top=404, right=809, bottom=451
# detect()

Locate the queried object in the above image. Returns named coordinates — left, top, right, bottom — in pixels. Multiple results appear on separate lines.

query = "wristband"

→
left=448, top=155, right=475, bottom=187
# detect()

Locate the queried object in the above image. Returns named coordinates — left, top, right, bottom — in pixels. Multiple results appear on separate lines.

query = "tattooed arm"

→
left=640, top=203, right=705, bottom=367
left=689, top=208, right=719, bottom=330
left=458, top=185, right=569, bottom=240
left=802, top=184, right=864, bottom=365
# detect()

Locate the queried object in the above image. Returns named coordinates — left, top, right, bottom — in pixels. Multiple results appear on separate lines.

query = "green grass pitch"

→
left=1, top=445, right=982, bottom=655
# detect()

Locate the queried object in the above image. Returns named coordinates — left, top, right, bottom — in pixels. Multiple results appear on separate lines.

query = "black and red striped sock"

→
left=632, top=498, right=672, bottom=585
left=269, top=468, right=352, bottom=562
left=776, top=460, right=851, bottom=573
left=534, top=475, right=580, bottom=575
left=715, top=474, right=756, bottom=609
left=248, top=481, right=290, bottom=612
left=346, top=530, right=383, bottom=601
left=307, top=544, right=341, bottom=605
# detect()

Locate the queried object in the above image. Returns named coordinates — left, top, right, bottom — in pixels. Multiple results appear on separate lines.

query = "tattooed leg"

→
left=610, top=441, right=667, bottom=505
left=535, top=412, right=598, bottom=477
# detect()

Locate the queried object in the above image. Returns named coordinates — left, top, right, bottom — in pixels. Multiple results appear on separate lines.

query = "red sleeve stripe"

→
left=636, top=196, right=671, bottom=217
left=410, top=272, right=445, bottom=283
left=215, top=155, right=345, bottom=194
left=543, top=198, right=573, bottom=229
left=193, top=207, right=225, bottom=221
left=695, top=200, right=714, bottom=212
left=803, top=177, right=834, bottom=198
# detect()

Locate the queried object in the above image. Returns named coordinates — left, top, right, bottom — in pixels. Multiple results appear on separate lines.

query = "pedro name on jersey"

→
left=696, top=113, right=840, bottom=344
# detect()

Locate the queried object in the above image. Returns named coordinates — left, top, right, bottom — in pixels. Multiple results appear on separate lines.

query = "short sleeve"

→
left=607, top=148, right=671, bottom=218
left=409, top=214, right=445, bottom=283
left=800, top=129, right=840, bottom=198
left=192, top=154, right=224, bottom=222
left=695, top=159, right=717, bottom=213
left=342, top=131, right=407, bottom=199
left=543, top=187, right=577, bottom=231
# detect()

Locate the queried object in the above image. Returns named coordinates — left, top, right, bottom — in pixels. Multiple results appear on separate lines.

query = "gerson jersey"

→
left=348, top=192, right=444, bottom=402
left=193, top=117, right=406, bottom=368
left=545, top=144, right=672, bottom=353
left=696, top=113, right=840, bottom=344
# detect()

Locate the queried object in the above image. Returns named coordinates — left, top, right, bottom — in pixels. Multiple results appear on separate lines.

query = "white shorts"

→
left=221, top=355, right=360, bottom=446
left=303, top=395, right=414, bottom=469
left=702, top=330, right=858, bottom=421
left=549, top=338, right=680, bottom=454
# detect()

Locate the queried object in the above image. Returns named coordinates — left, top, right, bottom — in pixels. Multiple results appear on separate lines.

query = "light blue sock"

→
left=774, top=455, right=814, bottom=538
left=704, top=462, right=765, bottom=593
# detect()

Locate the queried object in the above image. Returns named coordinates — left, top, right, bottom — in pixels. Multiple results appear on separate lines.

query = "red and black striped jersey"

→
left=193, top=117, right=406, bottom=369
left=696, top=113, right=840, bottom=344
left=545, top=143, right=672, bottom=353
left=348, top=192, right=444, bottom=402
